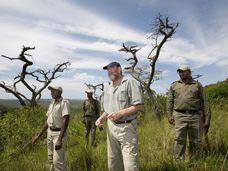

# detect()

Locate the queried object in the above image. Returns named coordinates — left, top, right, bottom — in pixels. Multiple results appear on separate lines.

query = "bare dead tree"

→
left=0, top=46, right=71, bottom=107
left=119, top=15, right=179, bottom=118
left=84, top=83, right=104, bottom=100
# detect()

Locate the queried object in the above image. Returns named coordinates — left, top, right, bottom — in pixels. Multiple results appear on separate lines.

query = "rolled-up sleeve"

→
left=62, top=100, right=70, bottom=116
left=128, top=78, right=144, bottom=105
left=100, top=92, right=104, bottom=112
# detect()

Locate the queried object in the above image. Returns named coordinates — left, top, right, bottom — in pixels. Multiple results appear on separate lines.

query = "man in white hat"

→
left=167, top=65, right=211, bottom=160
left=83, top=88, right=100, bottom=147
left=32, top=85, right=70, bottom=171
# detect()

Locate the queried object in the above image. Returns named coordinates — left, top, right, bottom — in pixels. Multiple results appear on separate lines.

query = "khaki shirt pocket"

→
left=189, top=86, right=199, bottom=97
left=120, top=90, right=128, bottom=102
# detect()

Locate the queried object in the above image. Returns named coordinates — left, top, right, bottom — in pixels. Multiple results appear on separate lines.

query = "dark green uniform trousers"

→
left=84, top=116, right=97, bottom=146
left=173, top=111, right=203, bottom=159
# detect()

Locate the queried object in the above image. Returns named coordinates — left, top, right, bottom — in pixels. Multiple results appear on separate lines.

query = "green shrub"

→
left=0, top=100, right=227, bottom=170
left=205, top=79, right=228, bottom=100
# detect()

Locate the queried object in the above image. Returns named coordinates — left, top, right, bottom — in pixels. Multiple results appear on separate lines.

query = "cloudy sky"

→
left=0, top=0, right=228, bottom=99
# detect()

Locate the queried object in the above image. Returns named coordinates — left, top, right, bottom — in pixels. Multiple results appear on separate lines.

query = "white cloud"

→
left=0, top=63, right=14, bottom=71
left=0, top=0, right=146, bottom=43
left=2, top=0, right=226, bottom=72
left=0, top=0, right=150, bottom=86
left=131, top=34, right=228, bottom=71
left=73, top=73, right=104, bottom=82
left=0, top=0, right=145, bottom=99
left=0, top=0, right=228, bottom=99
left=71, top=57, right=111, bottom=70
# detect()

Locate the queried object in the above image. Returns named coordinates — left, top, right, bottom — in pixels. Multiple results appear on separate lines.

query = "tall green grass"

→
left=0, top=103, right=227, bottom=171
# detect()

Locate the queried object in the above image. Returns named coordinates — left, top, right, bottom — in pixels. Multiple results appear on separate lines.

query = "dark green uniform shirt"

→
left=83, top=99, right=100, bottom=118
left=167, top=79, right=211, bottom=125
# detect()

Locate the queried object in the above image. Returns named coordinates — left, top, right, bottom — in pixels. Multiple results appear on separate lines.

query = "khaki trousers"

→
left=47, top=129, right=66, bottom=171
left=107, top=119, right=138, bottom=171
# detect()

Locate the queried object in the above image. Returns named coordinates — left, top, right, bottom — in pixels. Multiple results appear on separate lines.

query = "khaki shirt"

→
left=101, top=77, right=144, bottom=122
left=167, top=79, right=211, bottom=124
left=46, top=97, right=70, bottom=128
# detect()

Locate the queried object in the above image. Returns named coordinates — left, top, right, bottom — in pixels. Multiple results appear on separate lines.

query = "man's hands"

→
left=168, top=116, right=175, bottom=125
left=106, top=105, right=142, bottom=122
left=95, top=117, right=105, bottom=127
left=32, top=121, right=48, bottom=145
left=107, top=111, right=123, bottom=121
left=55, top=139, right=63, bottom=150
left=32, top=133, right=63, bottom=150
left=96, top=105, right=142, bottom=127
left=95, top=111, right=123, bottom=127
left=95, top=113, right=108, bottom=127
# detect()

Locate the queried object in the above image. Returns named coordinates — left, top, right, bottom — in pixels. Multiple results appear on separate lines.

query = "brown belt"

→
left=49, top=127, right=61, bottom=131
left=85, top=115, right=95, bottom=117
left=114, top=119, right=134, bottom=124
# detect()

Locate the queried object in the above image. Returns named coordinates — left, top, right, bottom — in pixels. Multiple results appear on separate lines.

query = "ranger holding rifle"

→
left=32, top=86, right=70, bottom=171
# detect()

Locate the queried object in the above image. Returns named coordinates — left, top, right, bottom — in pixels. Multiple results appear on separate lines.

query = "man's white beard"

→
left=109, top=74, right=116, bottom=81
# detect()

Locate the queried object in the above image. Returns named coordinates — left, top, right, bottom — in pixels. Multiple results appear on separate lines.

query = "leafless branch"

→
left=84, top=83, right=104, bottom=92
left=1, top=46, right=71, bottom=107
left=119, top=14, right=179, bottom=118
left=119, top=43, right=141, bottom=71
left=120, top=15, right=178, bottom=89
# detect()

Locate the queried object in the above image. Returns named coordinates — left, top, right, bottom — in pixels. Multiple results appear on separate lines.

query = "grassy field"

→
left=0, top=100, right=227, bottom=171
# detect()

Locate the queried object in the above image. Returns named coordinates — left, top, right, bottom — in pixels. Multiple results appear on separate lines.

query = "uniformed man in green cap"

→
left=83, top=88, right=100, bottom=147
left=167, top=65, right=211, bottom=159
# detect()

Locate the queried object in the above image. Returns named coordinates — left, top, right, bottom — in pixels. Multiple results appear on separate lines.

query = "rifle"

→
left=8, top=137, right=32, bottom=158
left=197, top=81, right=210, bottom=150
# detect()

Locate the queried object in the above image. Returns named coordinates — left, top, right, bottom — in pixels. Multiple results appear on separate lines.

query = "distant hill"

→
left=205, top=79, right=228, bottom=100
left=1, top=79, right=227, bottom=110
left=0, top=99, right=21, bottom=108
left=0, top=99, right=84, bottom=110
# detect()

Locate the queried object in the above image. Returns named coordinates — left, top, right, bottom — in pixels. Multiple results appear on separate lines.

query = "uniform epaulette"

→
left=192, top=79, right=198, bottom=83
left=62, top=99, right=69, bottom=103
left=171, top=81, right=179, bottom=85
